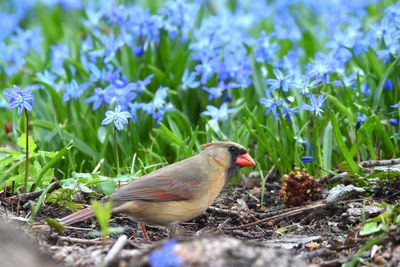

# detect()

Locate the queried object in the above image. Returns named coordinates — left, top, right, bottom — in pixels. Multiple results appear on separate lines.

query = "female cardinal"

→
left=59, top=141, right=256, bottom=238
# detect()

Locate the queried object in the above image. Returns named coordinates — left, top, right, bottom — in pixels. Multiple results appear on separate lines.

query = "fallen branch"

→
left=7, top=179, right=61, bottom=203
left=359, top=158, right=400, bottom=168
left=223, top=199, right=362, bottom=230
left=297, top=248, right=335, bottom=260
left=58, top=236, right=113, bottom=245
left=103, top=235, right=128, bottom=266
left=207, top=206, right=242, bottom=218
left=64, top=225, right=94, bottom=232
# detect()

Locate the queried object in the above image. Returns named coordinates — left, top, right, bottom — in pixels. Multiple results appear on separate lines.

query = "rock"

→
left=0, top=216, right=56, bottom=267
left=263, top=235, right=322, bottom=250
left=346, top=206, right=384, bottom=217
left=130, top=236, right=312, bottom=267
left=326, top=184, right=365, bottom=203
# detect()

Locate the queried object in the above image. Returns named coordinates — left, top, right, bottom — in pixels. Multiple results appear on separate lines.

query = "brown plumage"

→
left=59, top=141, right=256, bottom=231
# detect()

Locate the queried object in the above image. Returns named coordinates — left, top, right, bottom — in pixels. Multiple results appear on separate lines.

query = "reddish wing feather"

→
left=111, top=176, right=201, bottom=202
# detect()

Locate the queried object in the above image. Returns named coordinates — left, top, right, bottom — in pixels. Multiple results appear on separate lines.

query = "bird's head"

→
left=201, top=141, right=256, bottom=179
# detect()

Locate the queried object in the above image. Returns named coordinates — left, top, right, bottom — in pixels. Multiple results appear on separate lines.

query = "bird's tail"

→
left=59, top=207, right=94, bottom=226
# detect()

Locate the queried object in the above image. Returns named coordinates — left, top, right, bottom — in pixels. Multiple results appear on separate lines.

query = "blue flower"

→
left=202, top=103, right=236, bottom=121
left=254, top=31, right=280, bottom=63
left=265, top=69, right=293, bottom=92
left=259, top=90, right=284, bottom=120
left=391, top=103, right=399, bottom=108
left=85, top=87, right=108, bottom=110
left=140, top=87, right=175, bottom=125
left=133, top=46, right=144, bottom=57
left=301, top=156, right=314, bottom=163
left=50, top=43, right=69, bottom=76
left=62, top=80, right=91, bottom=102
left=133, top=74, right=154, bottom=94
left=332, top=72, right=358, bottom=88
left=356, top=112, right=368, bottom=130
left=101, top=105, right=131, bottom=131
left=389, top=118, right=398, bottom=127
left=36, top=70, right=58, bottom=89
left=305, top=53, right=337, bottom=83
left=202, top=80, right=237, bottom=100
left=148, top=240, right=182, bottom=267
left=291, top=75, right=319, bottom=95
left=195, top=56, right=217, bottom=84
left=3, top=85, right=34, bottom=116
left=88, top=63, right=112, bottom=84
left=384, top=79, right=393, bottom=91
left=300, top=94, right=327, bottom=117
left=180, top=69, right=200, bottom=91
left=281, top=104, right=298, bottom=122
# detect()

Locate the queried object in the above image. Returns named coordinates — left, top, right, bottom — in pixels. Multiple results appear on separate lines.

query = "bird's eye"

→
left=229, top=146, right=238, bottom=153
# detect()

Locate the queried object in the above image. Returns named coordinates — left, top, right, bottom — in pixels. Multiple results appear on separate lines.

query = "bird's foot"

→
left=140, top=223, right=149, bottom=242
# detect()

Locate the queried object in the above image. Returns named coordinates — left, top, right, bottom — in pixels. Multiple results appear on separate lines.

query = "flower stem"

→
left=314, top=116, right=322, bottom=177
left=114, top=127, right=120, bottom=175
left=356, top=129, right=360, bottom=162
left=24, top=109, right=29, bottom=193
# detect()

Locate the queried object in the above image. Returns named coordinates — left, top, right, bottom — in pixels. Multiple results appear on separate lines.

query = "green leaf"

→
left=325, top=93, right=355, bottom=121
left=373, top=57, right=400, bottom=108
left=59, top=130, right=100, bottom=159
left=79, top=184, right=93, bottom=193
left=46, top=218, right=65, bottom=233
left=96, top=180, right=116, bottom=196
left=359, top=222, right=382, bottom=236
left=17, top=134, right=37, bottom=154
left=91, top=200, right=113, bottom=238
left=32, top=140, right=73, bottom=190
left=29, top=182, right=57, bottom=222
left=330, top=112, right=360, bottom=173
left=322, top=121, right=333, bottom=170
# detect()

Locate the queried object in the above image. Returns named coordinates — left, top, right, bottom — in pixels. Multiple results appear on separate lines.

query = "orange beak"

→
left=236, top=153, right=256, bottom=167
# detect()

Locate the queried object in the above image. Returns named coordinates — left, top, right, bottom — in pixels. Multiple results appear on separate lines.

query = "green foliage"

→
left=345, top=203, right=400, bottom=266
left=0, top=135, right=62, bottom=191
left=90, top=200, right=123, bottom=241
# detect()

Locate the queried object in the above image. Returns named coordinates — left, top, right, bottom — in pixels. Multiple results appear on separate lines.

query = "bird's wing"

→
left=111, top=157, right=210, bottom=202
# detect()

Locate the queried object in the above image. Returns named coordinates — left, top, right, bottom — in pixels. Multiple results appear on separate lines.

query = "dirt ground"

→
left=1, top=168, right=399, bottom=267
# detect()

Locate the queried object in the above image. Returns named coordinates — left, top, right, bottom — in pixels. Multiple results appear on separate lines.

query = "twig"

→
left=359, top=158, right=400, bottom=168
left=64, top=225, right=95, bottom=232
left=58, top=236, right=113, bottom=245
left=319, top=172, right=349, bottom=184
left=223, top=202, right=326, bottom=230
left=228, top=230, right=257, bottom=239
left=258, top=205, right=310, bottom=219
left=222, top=199, right=363, bottom=230
left=297, top=248, right=335, bottom=260
left=8, top=180, right=61, bottom=203
left=207, top=206, right=242, bottom=218
left=103, top=235, right=128, bottom=266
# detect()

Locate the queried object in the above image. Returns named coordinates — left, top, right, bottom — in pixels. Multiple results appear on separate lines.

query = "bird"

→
left=58, top=141, right=256, bottom=239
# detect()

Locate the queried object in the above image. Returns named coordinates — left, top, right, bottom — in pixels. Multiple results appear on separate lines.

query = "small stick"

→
left=223, top=199, right=362, bottom=230
left=207, top=206, right=242, bottom=218
left=8, top=180, right=61, bottom=203
left=103, top=235, right=128, bottom=266
left=58, top=236, right=113, bottom=245
left=64, top=225, right=94, bottom=232
left=297, top=248, right=335, bottom=260
left=359, top=158, right=400, bottom=168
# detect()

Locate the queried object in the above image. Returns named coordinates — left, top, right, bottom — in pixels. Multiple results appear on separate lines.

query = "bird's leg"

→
left=140, top=223, right=149, bottom=241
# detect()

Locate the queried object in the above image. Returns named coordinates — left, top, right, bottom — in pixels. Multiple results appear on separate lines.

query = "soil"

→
left=1, top=170, right=399, bottom=267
